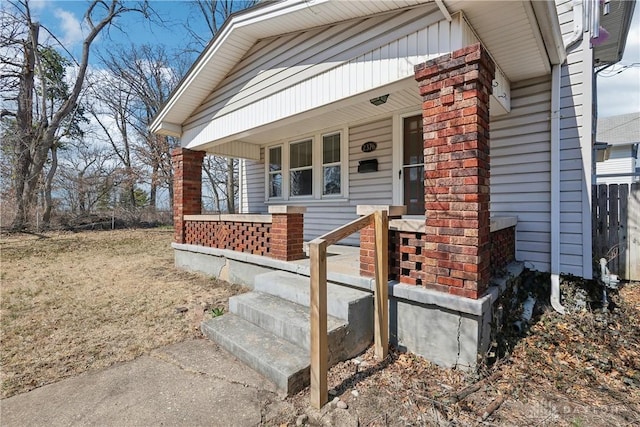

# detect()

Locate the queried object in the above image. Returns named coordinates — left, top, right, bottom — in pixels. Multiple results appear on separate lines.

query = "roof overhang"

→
left=593, top=0, right=636, bottom=65
left=150, top=0, right=567, bottom=143
left=150, top=0, right=429, bottom=135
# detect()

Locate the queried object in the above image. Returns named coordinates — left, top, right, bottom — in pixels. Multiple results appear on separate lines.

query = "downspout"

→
left=551, top=63, right=566, bottom=315
left=550, top=0, right=586, bottom=314
left=565, top=0, right=585, bottom=50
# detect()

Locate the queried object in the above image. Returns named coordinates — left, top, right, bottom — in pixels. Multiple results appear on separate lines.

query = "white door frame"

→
left=392, top=109, right=423, bottom=209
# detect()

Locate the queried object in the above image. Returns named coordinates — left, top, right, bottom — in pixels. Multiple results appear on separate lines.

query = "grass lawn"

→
left=0, top=229, right=245, bottom=398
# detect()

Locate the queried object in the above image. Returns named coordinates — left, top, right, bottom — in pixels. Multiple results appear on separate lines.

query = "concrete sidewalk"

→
left=0, top=339, right=293, bottom=426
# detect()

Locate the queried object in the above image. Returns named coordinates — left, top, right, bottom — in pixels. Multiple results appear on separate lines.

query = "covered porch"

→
left=153, top=0, right=578, bottom=391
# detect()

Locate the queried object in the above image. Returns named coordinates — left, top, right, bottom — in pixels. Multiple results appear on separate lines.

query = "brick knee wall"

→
left=489, top=226, right=515, bottom=275
left=389, top=231, right=428, bottom=286
left=387, top=227, right=516, bottom=287
left=184, top=220, right=270, bottom=256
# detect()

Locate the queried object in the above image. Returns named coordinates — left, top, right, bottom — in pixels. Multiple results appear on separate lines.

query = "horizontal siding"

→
left=348, top=119, right=394, bottom=207
left=306, top=118, right=394, bottom=245
left=491, top=76, right=552, bottom=272
left=557, top=0, right=591, bottom=277
left=596, top=146, right=636, bottom=185
left=241, top=152, right=266, bottom=214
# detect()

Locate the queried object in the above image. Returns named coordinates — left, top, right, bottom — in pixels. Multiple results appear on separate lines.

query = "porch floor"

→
left=295, top=244, right=361, bottom=277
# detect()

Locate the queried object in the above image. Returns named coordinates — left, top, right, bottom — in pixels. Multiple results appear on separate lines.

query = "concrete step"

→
left=252, top=271, right=374, bottom=362
left=229, top=291, right=349, bottom=364
left=202, top=271, right=374, bottom=395
left=201, top=313, right=309, bottom=394
left=253, top=270, right=372, bottom=321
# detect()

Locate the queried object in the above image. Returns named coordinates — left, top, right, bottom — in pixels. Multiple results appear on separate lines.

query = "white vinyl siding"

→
left=491, top=77, right=552, bottom=272
left=348, top=119, right=394, bottom=210
left=241, top=155, right=267, bottom=214
left=556, top=0, right=593, bottom=278
left=596, top=146, right=638, bottom=185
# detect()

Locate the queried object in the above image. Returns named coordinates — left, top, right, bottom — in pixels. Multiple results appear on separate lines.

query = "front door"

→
left=402, top=115, right=425, bottom=215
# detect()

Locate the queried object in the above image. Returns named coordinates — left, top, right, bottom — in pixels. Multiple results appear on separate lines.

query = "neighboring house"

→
left=594, top=112, right=640, bottom=185
left=150, top=0, right=635, bottom=391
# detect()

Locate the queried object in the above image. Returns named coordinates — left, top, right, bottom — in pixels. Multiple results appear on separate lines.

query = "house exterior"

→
left=594, top=112, right=640, bottom=185
left=151, top=0, right=635, bottom=380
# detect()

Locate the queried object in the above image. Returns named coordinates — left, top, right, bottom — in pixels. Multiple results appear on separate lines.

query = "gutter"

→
left=564, top=0, right=585, bottom=51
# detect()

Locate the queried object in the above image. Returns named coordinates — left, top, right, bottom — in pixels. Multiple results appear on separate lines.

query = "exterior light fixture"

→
left=369, top=94, right=389, bottom=106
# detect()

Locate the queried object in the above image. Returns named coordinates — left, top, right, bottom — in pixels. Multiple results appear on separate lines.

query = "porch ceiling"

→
left=197, top=78, right=421, bottom=154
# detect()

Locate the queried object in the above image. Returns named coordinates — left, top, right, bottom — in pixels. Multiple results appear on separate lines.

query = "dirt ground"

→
left=1, top=229, right=639, bottom=426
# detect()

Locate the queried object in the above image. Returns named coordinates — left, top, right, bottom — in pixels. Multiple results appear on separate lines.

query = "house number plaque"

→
left=361, top=141, right=377, bottom=153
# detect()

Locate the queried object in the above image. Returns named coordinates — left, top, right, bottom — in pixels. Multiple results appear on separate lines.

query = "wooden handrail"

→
left=309, top=210, right=388, bottom=409
left=312, top=214, right=372, bottom=246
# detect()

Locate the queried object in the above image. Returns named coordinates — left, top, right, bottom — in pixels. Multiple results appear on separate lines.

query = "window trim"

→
left=288, top=138, right=313, bottom=198
left=264, top=127, right=348, bottom=202
left=267, top=145, right=284, bottom=199
left=320, top=131, right=343, bottom=198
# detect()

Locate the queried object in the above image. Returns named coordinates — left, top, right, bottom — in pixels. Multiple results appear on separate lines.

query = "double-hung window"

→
left=266, top=130, right=345, bottom=201
left=268, top=146, right=282, bottom=198
left=289, top=139, right=313, bottom=197
left=322, top=133, right=341, bottom=196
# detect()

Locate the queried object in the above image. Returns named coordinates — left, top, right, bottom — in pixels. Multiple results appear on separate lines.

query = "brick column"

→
left=357, top=205, right=406, bottom=277
left=414, top=42, right=495, bottom=300
left=268, top=206, right=306, bottom=261
left=172, top=148, right=205, bottom=244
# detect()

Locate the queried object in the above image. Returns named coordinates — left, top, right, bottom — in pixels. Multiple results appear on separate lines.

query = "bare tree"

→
left=184, top=0, right=258, bottom=214
left=87, top=71, right=140, bottom=208
left=98, top=44, right=184, bottom=210
left=0, top=0, right=152, bottom=230
left=56, top=141, right=116, bottom=215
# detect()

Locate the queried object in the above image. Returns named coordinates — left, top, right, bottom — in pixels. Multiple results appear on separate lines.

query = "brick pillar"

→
left=268, top=206, right=306, bottom=261
left=172, top=148, right=205, bottom=244
left=414, top=42, right=495, bottom=300
left=357, top=205, right=406, bottom=277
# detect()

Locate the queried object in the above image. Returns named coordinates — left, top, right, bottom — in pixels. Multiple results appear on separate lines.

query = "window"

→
left=266, top=130, right=346, bottom=201
left=268, top=146, right=282, bottom=198
left=322, top=133, right=341, bottom=195
left=289, top=139, right=313, bottom=196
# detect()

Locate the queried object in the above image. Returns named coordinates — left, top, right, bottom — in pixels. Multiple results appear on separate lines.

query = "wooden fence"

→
left=592, top=183, right=639, bottom=281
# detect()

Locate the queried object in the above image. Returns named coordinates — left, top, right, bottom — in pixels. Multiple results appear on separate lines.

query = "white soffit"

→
left=150, top=0, right=430, bottom=134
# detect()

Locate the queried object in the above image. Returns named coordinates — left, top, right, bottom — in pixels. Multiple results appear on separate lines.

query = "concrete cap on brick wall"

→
left=268, top=205, right=307, bottom=214
left=356, top=205, right=407, bottom=216
left=490, top=216, right=517, bottom=232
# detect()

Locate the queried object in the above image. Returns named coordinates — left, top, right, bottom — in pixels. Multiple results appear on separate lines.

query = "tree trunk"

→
left=149, top=164, right=158, bottom=211
left=226, top=158, right=236, bottom=213
left=203, top=159, right=221, bottom=213
left=10, top=22, right=38, bottom=230
left=42, top=145, right=58, bottom=225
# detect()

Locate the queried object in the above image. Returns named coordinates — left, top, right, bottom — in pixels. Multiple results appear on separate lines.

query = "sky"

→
left=28, top=0, right=211, bottom=60
left=597, top=4, right=640, bottom=117
left=24, top=0, right=640, bottom=118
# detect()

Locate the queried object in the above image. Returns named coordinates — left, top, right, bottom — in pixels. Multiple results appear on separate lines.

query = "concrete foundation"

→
left=174, top=243, right=523, bottom=371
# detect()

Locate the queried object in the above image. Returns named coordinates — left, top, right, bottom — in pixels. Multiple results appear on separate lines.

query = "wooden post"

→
left=374, top=210, right=389, bottom=360
left=619, top=184, right=628, bottom=280
left=310, top=239, right=328, bottom=409
left=629, top=183, right=640, bottom=281
left=609, top=184, right=620, bottom=273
